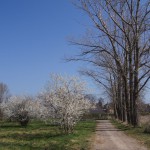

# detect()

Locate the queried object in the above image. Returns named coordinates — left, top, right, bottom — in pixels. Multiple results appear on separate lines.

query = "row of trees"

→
left=70, top=0, right=150, bottom=126
left=0, top=74, right=92, bottom=134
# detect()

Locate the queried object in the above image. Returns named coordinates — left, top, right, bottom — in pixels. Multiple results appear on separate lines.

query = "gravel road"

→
left=91, top=120, right=148, bottom=150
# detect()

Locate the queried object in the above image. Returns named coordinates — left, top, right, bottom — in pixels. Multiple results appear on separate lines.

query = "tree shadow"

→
left=0, top=124, right=20, bottom=128
left=96, top=128, right=122, bottom=131
left=96, top=120, right=131, bottom=131
left=0, top=141, right=67, bottom=150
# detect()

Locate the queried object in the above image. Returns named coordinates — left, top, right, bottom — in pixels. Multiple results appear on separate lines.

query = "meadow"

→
left=0, top=120, right=96, bottom=150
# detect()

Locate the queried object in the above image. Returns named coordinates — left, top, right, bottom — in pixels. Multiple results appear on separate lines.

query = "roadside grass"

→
left=0, top=120, right=96, bottom=150
left=111, top=119, right=150, bottom=149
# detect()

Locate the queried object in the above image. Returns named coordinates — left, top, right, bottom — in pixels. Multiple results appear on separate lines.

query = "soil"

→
left=91, top=120, right=148, bottom=150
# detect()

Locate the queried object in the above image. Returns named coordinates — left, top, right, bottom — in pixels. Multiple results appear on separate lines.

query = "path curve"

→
left=91, top=120, right=148, bottom=150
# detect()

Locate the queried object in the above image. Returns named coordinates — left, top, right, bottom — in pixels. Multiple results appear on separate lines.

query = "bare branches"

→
left=70, top=0, right=150, bottom=126
left=0, top=83, right=10, bottom=103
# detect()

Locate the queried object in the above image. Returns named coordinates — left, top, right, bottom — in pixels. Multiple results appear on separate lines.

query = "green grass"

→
left=111, top=119, right=150, bottom=149
left=0, top=120, right=96, bottom=150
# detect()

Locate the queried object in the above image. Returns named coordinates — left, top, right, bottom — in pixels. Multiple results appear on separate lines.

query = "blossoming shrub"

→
left=39, top=74, right=92, bottom=134
left=1, top=96, right=37, bottom=126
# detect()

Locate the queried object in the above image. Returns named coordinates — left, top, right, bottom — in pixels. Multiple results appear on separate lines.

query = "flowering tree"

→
left=40, top=74, right=92, bottom=134
left=1, top=96, right=38, bottom=126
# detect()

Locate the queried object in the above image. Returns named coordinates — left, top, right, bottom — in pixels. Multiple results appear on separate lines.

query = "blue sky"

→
left=0, top=0, right=93, bottom=95
left=0, top=0, right=149, bottom=102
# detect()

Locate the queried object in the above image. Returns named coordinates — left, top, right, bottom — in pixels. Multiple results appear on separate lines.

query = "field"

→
left=0, top=120, right=96, bottom=150
left=112, top=118, right=150, bottom=149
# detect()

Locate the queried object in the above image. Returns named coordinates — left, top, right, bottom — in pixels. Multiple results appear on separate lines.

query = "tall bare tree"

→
left=69, top=0, right=150, bottom=126
left=0, top=82, right=10, bottom=119
left=0, top=82, right=10, bottom=103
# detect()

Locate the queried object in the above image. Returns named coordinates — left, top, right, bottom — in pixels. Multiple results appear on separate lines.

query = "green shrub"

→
left=144, top=123, right=150, bottom=134
left=0, top=108, right=3, bottom=120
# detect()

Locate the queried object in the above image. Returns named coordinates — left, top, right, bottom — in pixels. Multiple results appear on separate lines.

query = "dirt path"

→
left=91, top=120, right=148, bottom=150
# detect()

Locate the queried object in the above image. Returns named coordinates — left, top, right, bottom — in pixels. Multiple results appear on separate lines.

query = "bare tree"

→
left=0, top=82, right=10, bottom=103
left=69, top=0, right=150, bottom=126
left=0, top=82, right=10, bottom=119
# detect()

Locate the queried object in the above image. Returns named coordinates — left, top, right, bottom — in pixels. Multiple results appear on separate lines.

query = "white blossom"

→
left=40, top=74, right=92, bottom=133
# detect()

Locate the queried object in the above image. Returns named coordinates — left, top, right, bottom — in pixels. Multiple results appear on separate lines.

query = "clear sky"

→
left=0, top=0, right=149, bottom=102
left=0, top=0, right=93, bottom=95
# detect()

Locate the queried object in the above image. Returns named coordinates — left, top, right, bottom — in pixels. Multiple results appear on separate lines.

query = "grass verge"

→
left=111, top=119, right=150, bottom=149
left=0, top=120, right=96, bottom=150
